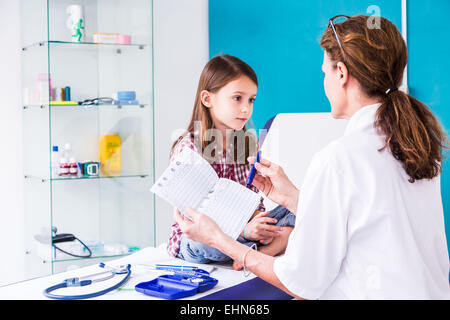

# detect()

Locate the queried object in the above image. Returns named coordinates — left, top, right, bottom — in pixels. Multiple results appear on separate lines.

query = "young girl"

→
left=167, top=54, right=295, bottom=268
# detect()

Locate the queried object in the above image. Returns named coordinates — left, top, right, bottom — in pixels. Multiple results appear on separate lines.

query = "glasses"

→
left=328, top=15, right=350, bottom=61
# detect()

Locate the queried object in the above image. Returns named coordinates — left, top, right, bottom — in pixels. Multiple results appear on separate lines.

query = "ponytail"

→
left=375, top=90, right=449, bottom=183
left=320, top=15, right=449, bottom=183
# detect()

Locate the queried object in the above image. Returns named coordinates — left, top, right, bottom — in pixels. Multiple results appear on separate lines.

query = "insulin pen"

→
left=246, top=150, right=261, bottom=187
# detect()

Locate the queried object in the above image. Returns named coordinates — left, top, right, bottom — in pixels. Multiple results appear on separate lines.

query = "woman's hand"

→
left=173, top=207, right=225, bottom=247
left=248, top=156, right=299, bottom=214
left=243, top=211, right=283, bottom=242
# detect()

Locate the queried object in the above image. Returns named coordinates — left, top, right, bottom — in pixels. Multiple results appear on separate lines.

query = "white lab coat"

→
left=273, top=104, right=450, bottom=299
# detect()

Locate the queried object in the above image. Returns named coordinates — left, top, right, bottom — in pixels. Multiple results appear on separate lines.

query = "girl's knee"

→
left=180, top=237, right=230, bottom=263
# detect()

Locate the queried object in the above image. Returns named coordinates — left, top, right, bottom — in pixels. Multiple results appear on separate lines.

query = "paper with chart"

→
left=150, top=148, right=261, bottom=239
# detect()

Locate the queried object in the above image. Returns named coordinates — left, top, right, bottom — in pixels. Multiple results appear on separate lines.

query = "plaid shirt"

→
left=166, top=132, right=265, bottom=258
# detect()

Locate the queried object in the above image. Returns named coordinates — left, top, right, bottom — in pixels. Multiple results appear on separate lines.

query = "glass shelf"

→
left=24, top=173, right=149, bottom=182
left=21, top=0, right=154, bottom=281
left=28, top=242, right=137, bottom=264
left=53, top=252, right=134, bottom=263
left=22, top=40, right=147, bottom=51
left=23, top=103, right=150, bottom=109
left=51, top=173, right=150, bottom=181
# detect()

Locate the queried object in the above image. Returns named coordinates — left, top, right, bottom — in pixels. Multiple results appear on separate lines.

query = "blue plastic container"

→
left=135, top=273, right=218, bottom=299
left=117, top=91, right=136, bottom=100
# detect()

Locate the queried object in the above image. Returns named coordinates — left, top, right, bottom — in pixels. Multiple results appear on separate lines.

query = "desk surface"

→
left=0, top=245, right=255, bottom=300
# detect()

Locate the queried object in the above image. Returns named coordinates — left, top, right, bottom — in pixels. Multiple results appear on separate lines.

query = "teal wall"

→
left=407, top=1, right=450, bottom=257
left=209, top=0, right=401, bottom=129
left=209, top=0, right=449, bottom=255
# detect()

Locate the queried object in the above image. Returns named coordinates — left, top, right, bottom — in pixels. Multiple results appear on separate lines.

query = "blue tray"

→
left=135, top=273, right=218, bottom=299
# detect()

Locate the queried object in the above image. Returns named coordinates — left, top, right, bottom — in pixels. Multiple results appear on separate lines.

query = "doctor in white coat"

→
left=174, top=15, right=450, bottom=299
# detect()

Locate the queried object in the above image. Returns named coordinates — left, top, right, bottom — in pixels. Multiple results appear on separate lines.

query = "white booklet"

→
left=150, top=148, right=261, bottom=240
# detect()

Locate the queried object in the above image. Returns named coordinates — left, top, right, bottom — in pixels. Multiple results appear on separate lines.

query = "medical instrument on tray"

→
left=139, top=263, right=216, bottom=276
left=43, top=263, right=131, bottom=300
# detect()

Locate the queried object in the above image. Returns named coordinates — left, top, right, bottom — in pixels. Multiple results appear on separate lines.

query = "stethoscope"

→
left=43, top=263, right=131, bottom=300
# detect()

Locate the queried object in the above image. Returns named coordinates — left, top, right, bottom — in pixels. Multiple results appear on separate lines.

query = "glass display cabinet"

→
left=21, top=0, right=155, bottom=279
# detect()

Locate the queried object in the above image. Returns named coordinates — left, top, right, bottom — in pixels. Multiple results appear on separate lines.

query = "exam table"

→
left=0, top=244, right=291, bottom=300
left=0, top=113, right=347, bottom=300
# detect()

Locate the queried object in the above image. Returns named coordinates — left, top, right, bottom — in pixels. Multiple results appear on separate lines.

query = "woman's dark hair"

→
left=320, top=15, right=449, bottom=182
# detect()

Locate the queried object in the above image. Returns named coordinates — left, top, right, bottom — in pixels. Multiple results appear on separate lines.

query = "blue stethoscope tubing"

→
left=43, top=263, right=132, bottom=300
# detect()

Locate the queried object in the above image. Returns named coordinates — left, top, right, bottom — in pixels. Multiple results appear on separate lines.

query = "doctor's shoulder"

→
left=308, top=134, right=373, bottom=177
left=307, top=138, right=348, bottom=174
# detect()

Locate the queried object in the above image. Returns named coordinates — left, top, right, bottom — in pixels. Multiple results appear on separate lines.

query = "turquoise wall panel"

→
left=209, top=0, right=449, bottom=255
left=408, top=0, right=450, bottom=255
left=209, top=0, right=401, bottom=129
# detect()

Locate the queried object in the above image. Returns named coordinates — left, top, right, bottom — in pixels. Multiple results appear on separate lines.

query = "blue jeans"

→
left=177, top=235, right=250, bottom=264
left=177, top=205, right=295, bottom=264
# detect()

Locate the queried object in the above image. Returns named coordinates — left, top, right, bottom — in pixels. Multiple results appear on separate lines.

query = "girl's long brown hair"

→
left=170, top=54, right=258, bottom=164
left=320, top=15, right=449, bottom=183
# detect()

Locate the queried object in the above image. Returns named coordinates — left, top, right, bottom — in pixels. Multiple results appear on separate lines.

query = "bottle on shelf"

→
left=51, top=146, right=60, bottom=178
left=69, top=157, right=78, bottom=176
left=59, top=157, right=69, bottom=176
left=62, top=143, right=72, bottom=160
left=58, top=143, right=73, bottom=177
left=36, top=73, right=52, bottom=104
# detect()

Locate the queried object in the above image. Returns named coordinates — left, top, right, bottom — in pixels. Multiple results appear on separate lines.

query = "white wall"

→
left=153, top=0, right=209, bottom=245
left=0, top=0, right=25, bottom=286
left=0, top=0, right=208, bottom=286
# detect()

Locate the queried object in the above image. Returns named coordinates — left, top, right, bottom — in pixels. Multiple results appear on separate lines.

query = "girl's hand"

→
left=243, top=211, right=283, bottom=242
left=248, top=156, right=299, bottom=214
left=173, top=207, right=224, bottom=247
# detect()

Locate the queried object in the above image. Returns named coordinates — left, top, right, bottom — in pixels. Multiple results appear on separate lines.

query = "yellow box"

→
left=100, top=134, right=121, bottom=175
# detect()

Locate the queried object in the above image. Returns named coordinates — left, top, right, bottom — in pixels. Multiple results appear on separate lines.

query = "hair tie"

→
left=385, top=87, right=399, bottom=96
